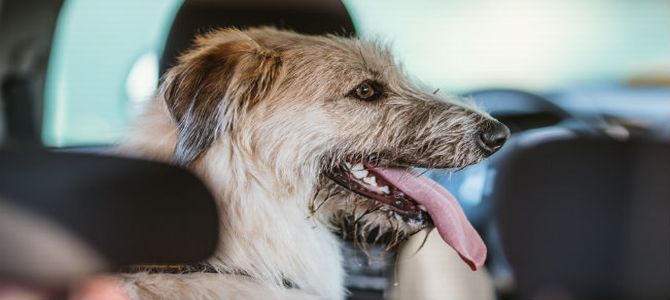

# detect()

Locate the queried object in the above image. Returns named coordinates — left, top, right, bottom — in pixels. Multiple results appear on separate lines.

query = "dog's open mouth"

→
left=329, top=160, right=430, bottom=223
left=327, top=157, right=487, bottom=271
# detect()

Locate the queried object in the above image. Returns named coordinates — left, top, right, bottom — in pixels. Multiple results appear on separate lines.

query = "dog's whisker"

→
left=353, top=205, right=374, bottom=225
left=308, top=187, right=323, bottom=215
left=410, top=227, right=434, bottom=257
left=417, top=168, right=432, bottom=177
left=357, top=47, right=370, bottom=71
left=312, top=188, right=333, bottom=215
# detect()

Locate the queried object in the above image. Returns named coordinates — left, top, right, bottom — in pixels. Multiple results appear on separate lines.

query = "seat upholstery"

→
left=494, top=136, right=670, bottom=299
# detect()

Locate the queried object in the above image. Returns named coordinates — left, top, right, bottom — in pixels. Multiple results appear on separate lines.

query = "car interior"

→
left=1, top=0, right=668, bottom=299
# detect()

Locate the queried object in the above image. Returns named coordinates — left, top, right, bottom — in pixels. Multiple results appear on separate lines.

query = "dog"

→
left=117, top=27, right=509, bottom=300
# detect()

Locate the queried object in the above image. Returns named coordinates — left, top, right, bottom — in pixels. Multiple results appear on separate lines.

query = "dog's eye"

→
left=350, top=81, right=383, bottom=101
left=356, top=82, right=375, bottom=99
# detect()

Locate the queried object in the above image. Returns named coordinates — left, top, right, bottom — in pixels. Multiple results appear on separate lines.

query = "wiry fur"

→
left=117, top=27, right=503, bottom=300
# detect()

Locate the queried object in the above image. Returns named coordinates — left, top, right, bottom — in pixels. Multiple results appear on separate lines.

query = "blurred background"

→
left=0, top=0, right=668, bottom=299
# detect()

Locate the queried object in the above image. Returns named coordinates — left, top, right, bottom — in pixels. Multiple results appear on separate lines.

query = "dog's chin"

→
left=323, top=186, right=430, bottom=245
left=321, top=156, right=448, bottom=243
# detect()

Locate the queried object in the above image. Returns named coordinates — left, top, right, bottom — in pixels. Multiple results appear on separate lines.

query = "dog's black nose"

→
left=477, top=121, right=510, bottom=155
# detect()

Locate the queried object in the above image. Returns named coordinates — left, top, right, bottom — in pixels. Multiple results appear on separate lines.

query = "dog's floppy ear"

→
left=161, top=29, right=282, bottom=167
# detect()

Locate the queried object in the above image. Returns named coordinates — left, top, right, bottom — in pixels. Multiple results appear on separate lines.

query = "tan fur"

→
left=117, top=27, right=503, bottom=300
left=120, top=273, right=318, bottom=300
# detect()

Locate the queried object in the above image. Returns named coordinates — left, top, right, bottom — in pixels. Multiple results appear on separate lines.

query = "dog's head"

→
left=160, top=28, right=509, bottom=270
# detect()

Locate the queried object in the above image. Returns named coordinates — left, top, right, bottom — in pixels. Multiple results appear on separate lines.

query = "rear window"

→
left=42, top=0, right=181, bottom=147
left=42, top=0, right=670, bottom=147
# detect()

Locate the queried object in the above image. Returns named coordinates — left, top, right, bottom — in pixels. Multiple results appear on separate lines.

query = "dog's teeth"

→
left=380, top=186, right=390, bottom=194
left=418, top=205, right=427, bottom=212
left=352, top=170, right=368, bottom=179
left=363, top=176, right=377, bottom=186
left=351, top=163, right=365, bottom=171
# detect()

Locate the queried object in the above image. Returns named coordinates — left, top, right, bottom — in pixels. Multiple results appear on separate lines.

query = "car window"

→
left=42, top=0, right=182, bottom=147
left=344, top=0, right=670, bottom=92
left=42, top=0, right=669, bottom=147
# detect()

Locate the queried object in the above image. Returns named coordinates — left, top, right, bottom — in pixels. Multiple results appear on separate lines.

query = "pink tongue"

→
left=373, top=167, right=487, bottom=270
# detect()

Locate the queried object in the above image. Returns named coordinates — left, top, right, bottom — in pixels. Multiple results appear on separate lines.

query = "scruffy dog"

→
left=118, top=27, right=509, bottom=300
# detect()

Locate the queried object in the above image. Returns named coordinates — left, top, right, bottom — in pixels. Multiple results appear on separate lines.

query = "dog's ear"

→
left=160, top=29, right=282, bottom=167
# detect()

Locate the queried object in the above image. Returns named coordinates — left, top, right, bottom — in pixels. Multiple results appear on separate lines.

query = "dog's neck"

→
left=121, top=102, right=346, bottom=299
left=192, top=142, right=345, bottom=299
left=194, top=142, right=343, bottom=298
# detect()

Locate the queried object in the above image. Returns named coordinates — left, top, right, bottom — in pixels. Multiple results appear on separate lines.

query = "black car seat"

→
left=493, top=135, right=670, bottom=299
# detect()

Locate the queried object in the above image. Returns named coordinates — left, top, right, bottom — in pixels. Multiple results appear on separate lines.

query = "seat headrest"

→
left=160, top=0, right=356, bottom=75
left=0, top=149, right=219, bottom=284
